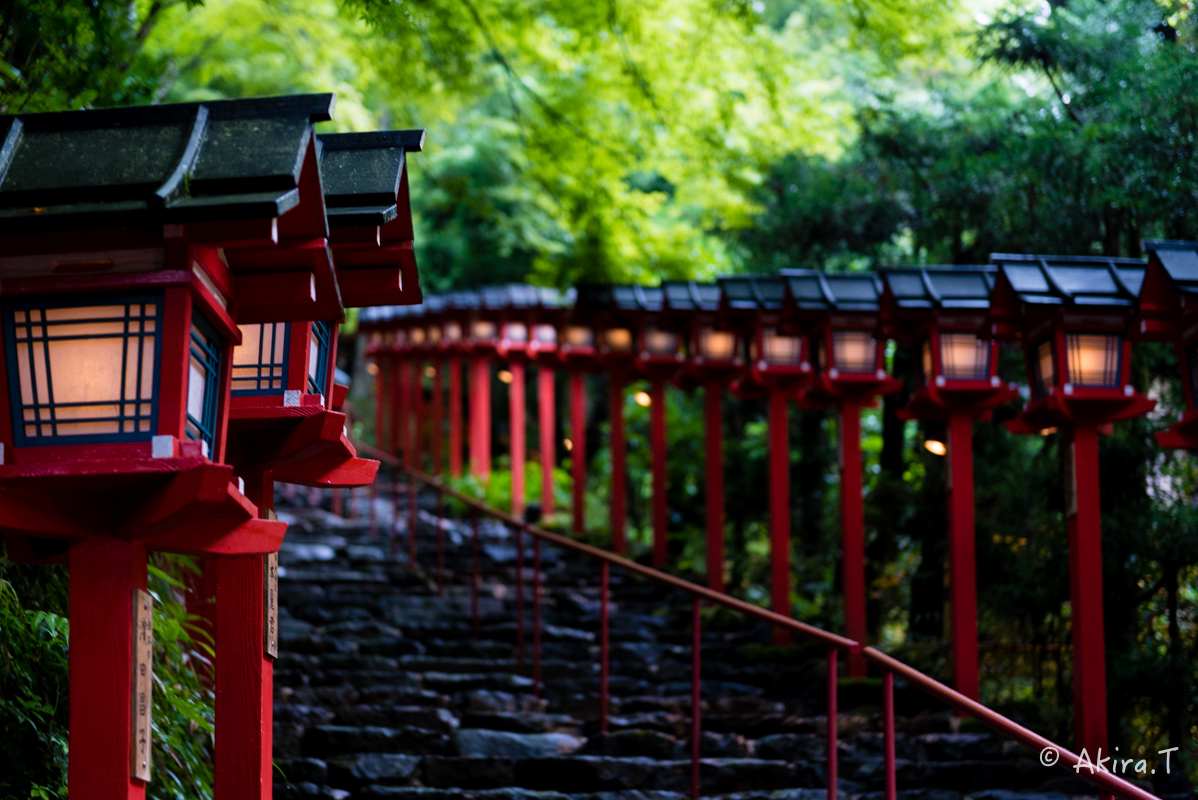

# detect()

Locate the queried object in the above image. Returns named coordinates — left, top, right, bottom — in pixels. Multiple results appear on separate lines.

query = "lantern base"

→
left=1007, top=388, right=1156, bottom=434
left=897, top=383, right=1019, bottom=421
left=1155, top=409, right=1198, bottom=449
left=798, top=374, right=902, bottom=410
left=225, top=405, right=380, bottom=488
left=0, top=457, right=285, bottom=562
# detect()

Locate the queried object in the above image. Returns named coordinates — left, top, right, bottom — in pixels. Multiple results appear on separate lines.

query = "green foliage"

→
left=0, top=553, right=69, bottom=799
left=0, top=550, right=215, bottom=800
left=146, top=555, right=215, bottom=800
left=0, top=0, right=202, bottom=113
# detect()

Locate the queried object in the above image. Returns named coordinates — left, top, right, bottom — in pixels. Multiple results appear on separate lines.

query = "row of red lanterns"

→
left=363, top=247, right=1198, bottom=757
left=0, top=96, right=425, bottom=800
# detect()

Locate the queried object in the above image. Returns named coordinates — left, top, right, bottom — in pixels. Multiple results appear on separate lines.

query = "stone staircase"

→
left=270, top=482, right=1098, bottom=800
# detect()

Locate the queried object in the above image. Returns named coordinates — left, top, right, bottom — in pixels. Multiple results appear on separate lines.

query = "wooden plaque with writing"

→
left=264, top=551, right=279, bottom=658
left=131, top=588, right=153, bottom=782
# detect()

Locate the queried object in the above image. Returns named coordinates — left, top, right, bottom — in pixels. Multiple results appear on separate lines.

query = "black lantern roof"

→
left=880, top=266, right=995, bottom=309
left=990, top=253, right=1145, bottom=307
left=1141, top=240, right=1198, bottom=295
left=663, top=280, right=721, bottom=312
left=479, top=284, right=564, bottom=310
left=576, top=284, right=663, bottom=312
left=717, top=275, right=787, bottom=310
left=0, top=94, right=335, bottom=232
left=317, top=129, right=424, bottom=227
left=446, top=289, right=482, bottom=310
left=781, top=270, right=883, bottom=312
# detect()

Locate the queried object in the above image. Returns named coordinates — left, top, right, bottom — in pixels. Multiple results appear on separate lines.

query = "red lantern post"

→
left=631, top=286, right=686, bottom=569
left=880, top=266, right=1017, bottom=700
left=557, top=302, right=598, bottom=534
left=718, top=276, right=810, bottom=643
left=989, top=253, right=1152, bottom=755
left=664, top=281, right=742, bottom=593
left=576, top=285, right=652, bottom=555
left=527, top=290, right=566, bottom=516
left=460, top=291, right=496, bottom=479
left=787, top=271, right=901, bottom=675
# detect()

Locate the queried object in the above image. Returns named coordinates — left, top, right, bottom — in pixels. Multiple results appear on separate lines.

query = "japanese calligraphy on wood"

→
left=264, top=551, right=279, bottom=658
left=131, top=588, right=153, bottom=782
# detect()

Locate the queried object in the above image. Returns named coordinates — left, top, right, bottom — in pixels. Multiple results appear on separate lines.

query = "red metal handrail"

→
left=352, top=443, right=1161, bottom=800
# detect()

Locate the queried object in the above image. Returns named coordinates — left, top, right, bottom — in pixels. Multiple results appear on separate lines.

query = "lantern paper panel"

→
left=232, top=323, right=289, bottom=394
left=5, top=297, right=161, bottom=444
left=940, top=332, right=990, bottom=381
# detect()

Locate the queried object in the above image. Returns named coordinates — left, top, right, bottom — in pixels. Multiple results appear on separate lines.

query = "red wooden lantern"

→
left=663, top=281, right=740, bottom=592
left=488, top=285, right=564, bottom=516
left=784, top=270, right=899, bottom=672
left=717, top=275, right=803, bottom=642
left=988, top=253, right=1152, bottom=756
left=556, top=290, right=600, bottom=533
left=213, top=129, right=421, bottom=800
left=0, top=95, right=353, bottom=800
left=1135, top=240, right=1198, bottom=447
left=880, top=265, right=1017, bottom=701
left=573, top=284, right=660, bottom=555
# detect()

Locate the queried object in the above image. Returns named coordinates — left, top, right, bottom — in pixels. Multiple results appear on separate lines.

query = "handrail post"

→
left=600, top=561, right=609, bottom=734
left=369, top=483, right=378, bottom=540
left=471, top=512, right=480, bottom=640
left=570, top=370, right=586, bottom=534
left=436, top=488, right=445, bottom=597
left=516, top=524, right=525, bottom=676
left=390, top=468, right=400, bottom=557
left=883, top=670, right=896, bottom=800
left=408, top=473, right=418, bottom=570
left=533, top=537, right=542, bottom=698
left=827, top=647, right=838, bottom=800
left=691, top=596, right=702, bottom=800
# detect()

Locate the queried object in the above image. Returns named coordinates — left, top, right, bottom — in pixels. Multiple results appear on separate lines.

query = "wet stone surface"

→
left=272, top=483, right=1120, bottom=800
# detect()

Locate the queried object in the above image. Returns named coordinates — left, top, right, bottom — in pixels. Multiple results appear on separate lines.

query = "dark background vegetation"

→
left=2, top=0, right=1197, bottom=797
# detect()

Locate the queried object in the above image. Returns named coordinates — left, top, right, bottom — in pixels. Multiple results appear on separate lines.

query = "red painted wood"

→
left=827, top=648, right=838, bottom=800
left=470, top=357, right=491, bottom=479
left=158, top=287, right=190, bottom=441
left=691, top=598, right=701, bottom=800
left=650, top=378, right=668, bottom=569
left=705, top=383, right=724, bottom=594
left=288, top=321, right=311, bottom=393
left=400, top=357, right=411, bottom=464
left=883, top=671, right=896, bottom=800
left=214, top=554, right=272, bottom=800
left=390, top=356, right=402, bottom=458
left=375, top=360, right=387, bottom=450
left=610, top=373, right=626, bottom=555
left=570, top=371, right=586, bottom=534
left=768, top=388, right=791, bottom=645
left=1069, top=425, right=1109, bottom=755
left=233, top=270, right=318, bottom=316
left=69, top=536, right=147, bottom=800
left=839, top=401, right=867, bottom=677
left=947, top=413, right=979, bottom=701
left=412, top=360, right=423, bottom=472
left=515, top=524, right=525, bottom=675
left=432, top=361, right=444, bottom=475
left=600, top=561, right=610, bottom=733
left=471, top=514, right=480, bottom=639
left=449, top=358, right=463, bottom=478
left=510, top=361, right=526, bottom=515
left=533, top=538, right=542, bottom=697
left=538, top=366, right=555, bottom=516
